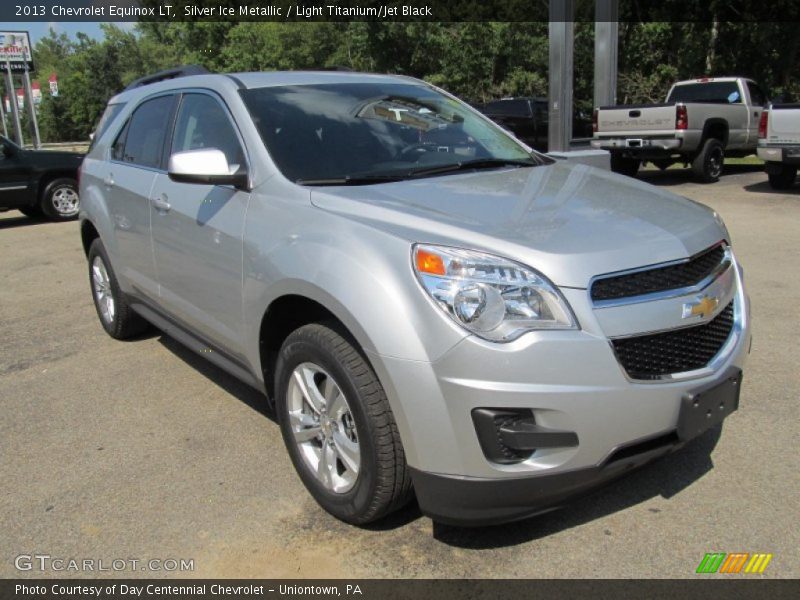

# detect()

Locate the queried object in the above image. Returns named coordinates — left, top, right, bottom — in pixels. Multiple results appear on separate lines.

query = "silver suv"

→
left=80, top=69, right=750, bottom=526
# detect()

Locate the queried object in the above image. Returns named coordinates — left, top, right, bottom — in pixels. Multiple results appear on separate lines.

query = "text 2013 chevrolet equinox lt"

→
left=79, top=69, right=750, bottom=526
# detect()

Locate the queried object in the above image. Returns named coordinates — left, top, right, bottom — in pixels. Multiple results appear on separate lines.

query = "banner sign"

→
left=49, top=72, right=58, bottom=96
left=0, top=31, right=34, bottom=72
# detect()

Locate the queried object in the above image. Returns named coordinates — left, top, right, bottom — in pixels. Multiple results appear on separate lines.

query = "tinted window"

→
left=171, top=94, right=244, bottom=168
left=667, top=82, right=742, bottom=104
left=241, top=83, right=534, bottom=184
left=89, top=102, right=125, bottom=151
left=483, top=99, right=532, bottom=118
left=747, top=82, right=766, bottom=106
left=116, top=95, right=174, bottom=168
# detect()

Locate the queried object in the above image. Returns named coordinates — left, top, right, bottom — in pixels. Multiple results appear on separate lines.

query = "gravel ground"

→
left=1, top=165, right=797, bottom=579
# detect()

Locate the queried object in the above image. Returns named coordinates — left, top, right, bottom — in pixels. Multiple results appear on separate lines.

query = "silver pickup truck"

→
left=757, top=103, right=800, bottom=189
left=592, top=77, right=768, bottom=182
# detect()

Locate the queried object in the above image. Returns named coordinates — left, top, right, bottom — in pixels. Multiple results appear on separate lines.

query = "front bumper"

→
left=367, top=261, right=750, bottom=525
left=411, top=431, right=680, bottom=526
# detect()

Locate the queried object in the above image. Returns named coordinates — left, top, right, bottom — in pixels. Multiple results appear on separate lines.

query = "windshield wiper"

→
left=296, top=174, right=406, bottom=186
left=296, top=157, right=542, bottom=186
left=405, top=158, right=539, bottom=178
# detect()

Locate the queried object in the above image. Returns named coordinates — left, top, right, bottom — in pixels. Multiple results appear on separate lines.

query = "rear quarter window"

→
left=89, top=103, right=125, bottom=151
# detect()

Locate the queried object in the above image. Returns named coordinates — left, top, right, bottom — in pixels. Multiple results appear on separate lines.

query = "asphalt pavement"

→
left=1, top=166, right=798, bottom=578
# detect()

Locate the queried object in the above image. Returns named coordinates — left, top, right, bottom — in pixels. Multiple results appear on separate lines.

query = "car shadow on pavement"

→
left=0, top=214, right=51, bottom=230
left=638, top=164, right=763, bottom=187
left=743, top=180, right=799, bottom=194
left=157, top=334, right=277, bottom=423
left=432, top=425, right=722, bottom=549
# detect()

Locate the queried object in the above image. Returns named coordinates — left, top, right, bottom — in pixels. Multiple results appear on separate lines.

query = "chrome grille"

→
left=611, top=301, right=735, bottom=380
left=591, top=244, right=727, bottom=303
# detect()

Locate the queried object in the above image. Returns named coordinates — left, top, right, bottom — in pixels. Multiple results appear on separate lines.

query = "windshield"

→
left=667, top=81, right=742, bottom=104
left=241, top=82, right=544, bottom=184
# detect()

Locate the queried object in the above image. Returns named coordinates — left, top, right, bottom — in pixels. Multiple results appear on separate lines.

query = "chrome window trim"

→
left=590, top=242, right=730, bottom=308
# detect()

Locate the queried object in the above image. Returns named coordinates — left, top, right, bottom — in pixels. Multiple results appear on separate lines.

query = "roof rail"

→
left=123, top=65, right=210, bottom=91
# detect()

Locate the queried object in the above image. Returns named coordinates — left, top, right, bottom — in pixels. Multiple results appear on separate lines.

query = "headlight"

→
left=412, top=244, right=577, bottom=342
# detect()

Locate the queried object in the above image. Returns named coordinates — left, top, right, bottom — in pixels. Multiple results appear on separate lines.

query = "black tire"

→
left=87, top=239, right=149, bottom=339
left=767, top=165, right=797, bottom=190
left=651, top=159, right=672, bottom=171
left=610, top=154, right=640, bottom=177
left=41, top=177, right=80, bottom=221
left=18, top=206, right=43, bottom=218
left=275, top=322, right=412, bottom=525
left=691, top=138, right=724, bottom=183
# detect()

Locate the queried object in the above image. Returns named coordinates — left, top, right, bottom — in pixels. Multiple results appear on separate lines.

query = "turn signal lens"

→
left=415, top=247, right=446, bottom=275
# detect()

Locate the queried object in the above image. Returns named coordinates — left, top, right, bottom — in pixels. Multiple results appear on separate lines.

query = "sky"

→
left=4, top=21, right=129, bottom=45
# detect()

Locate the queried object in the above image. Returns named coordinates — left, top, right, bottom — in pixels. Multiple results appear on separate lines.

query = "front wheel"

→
left=41, top=178, right=80, bottom=221
left=691, top=138, right=724, bottom=183
left=275, top=323, right=412, bottom=524
left=767, top=165, right=797, bottom=190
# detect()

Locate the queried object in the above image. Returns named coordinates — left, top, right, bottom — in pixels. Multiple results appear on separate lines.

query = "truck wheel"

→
left=610, top=154, right=640, bottom=177
left=87, top=239, right=150, bottom=339
left=275, top=323, right=413, bottom=525
left=651, top=159, right=672, bottom=171
left=692, top=139, right=724, bottom=183
left=767, top=165, right=797, bottom=190
left=41, top=178, right=80, bottom=221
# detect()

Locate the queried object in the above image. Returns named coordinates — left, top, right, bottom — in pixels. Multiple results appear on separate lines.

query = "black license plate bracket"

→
left=677, top=368, right=742, bottom=442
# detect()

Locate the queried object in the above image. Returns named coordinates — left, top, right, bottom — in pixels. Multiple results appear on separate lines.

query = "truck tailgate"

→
left=769, top=106, right=800, bottom=144
left=596, top=104, right=675, bottom=135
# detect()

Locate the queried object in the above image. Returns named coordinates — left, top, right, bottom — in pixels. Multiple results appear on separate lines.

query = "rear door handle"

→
left=151, top=194, right=171, bottom=213
left=103, top=174, right=114, bottom=187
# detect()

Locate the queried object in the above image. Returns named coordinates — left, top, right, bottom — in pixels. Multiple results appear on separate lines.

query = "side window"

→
left=115, top=95, right=175, bottom=169
left=111, top=120, right=129, bottom=162
left=747, top=82, right=766, bottom=106
left=89, top=102, right=125, bottom=151
left=171, top=94, right=245, bottom=169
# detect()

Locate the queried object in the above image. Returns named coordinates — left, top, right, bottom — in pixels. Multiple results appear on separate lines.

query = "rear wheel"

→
left=41, top=178, right=80, bottom=221
left=88, top=239, right=149, bottom=339
left=651, top=159, right=672, bottom=171
left=610, top=154, right=640, bottom=177
left=692, top=138, right=724, bottom=183
left=767, top=165, right=797, bottom=190
left=275, top=323, right=412, bottom=524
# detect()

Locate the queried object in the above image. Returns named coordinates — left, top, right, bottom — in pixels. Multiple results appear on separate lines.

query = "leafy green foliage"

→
left=18, top=20, right=800, bottom=142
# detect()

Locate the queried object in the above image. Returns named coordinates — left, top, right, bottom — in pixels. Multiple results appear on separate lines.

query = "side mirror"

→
left=168, top=148, right=249, bottom=190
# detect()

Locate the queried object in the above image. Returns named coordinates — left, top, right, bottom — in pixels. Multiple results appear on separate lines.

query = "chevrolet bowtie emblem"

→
left=682, top=295, right=720, bottom=319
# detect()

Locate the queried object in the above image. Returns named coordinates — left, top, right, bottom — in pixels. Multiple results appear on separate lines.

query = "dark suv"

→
left=0, top=136, right=84, bottom=221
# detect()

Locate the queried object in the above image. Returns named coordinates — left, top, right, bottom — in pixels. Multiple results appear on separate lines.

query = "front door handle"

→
left=151, top=194, right=171, bottom=213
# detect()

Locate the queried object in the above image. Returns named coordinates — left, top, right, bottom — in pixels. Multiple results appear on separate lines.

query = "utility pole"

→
left=0, top=95, right=8, bottom=138
left=3, top=61, right=23, bottom=146
left=22, top=61, right=41, bottom=148
left=594, top=0, right=619, bottom=109
left=548, top=0, right=574, bottom=152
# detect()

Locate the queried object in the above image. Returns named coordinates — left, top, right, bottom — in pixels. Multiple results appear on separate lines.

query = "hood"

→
left=310, top=162, right=726, bottom=288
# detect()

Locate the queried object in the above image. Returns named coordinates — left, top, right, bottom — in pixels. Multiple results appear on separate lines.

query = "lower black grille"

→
left=591, top=244, right=726, bottom=302
left=612, top=301, right=735, bottom=379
